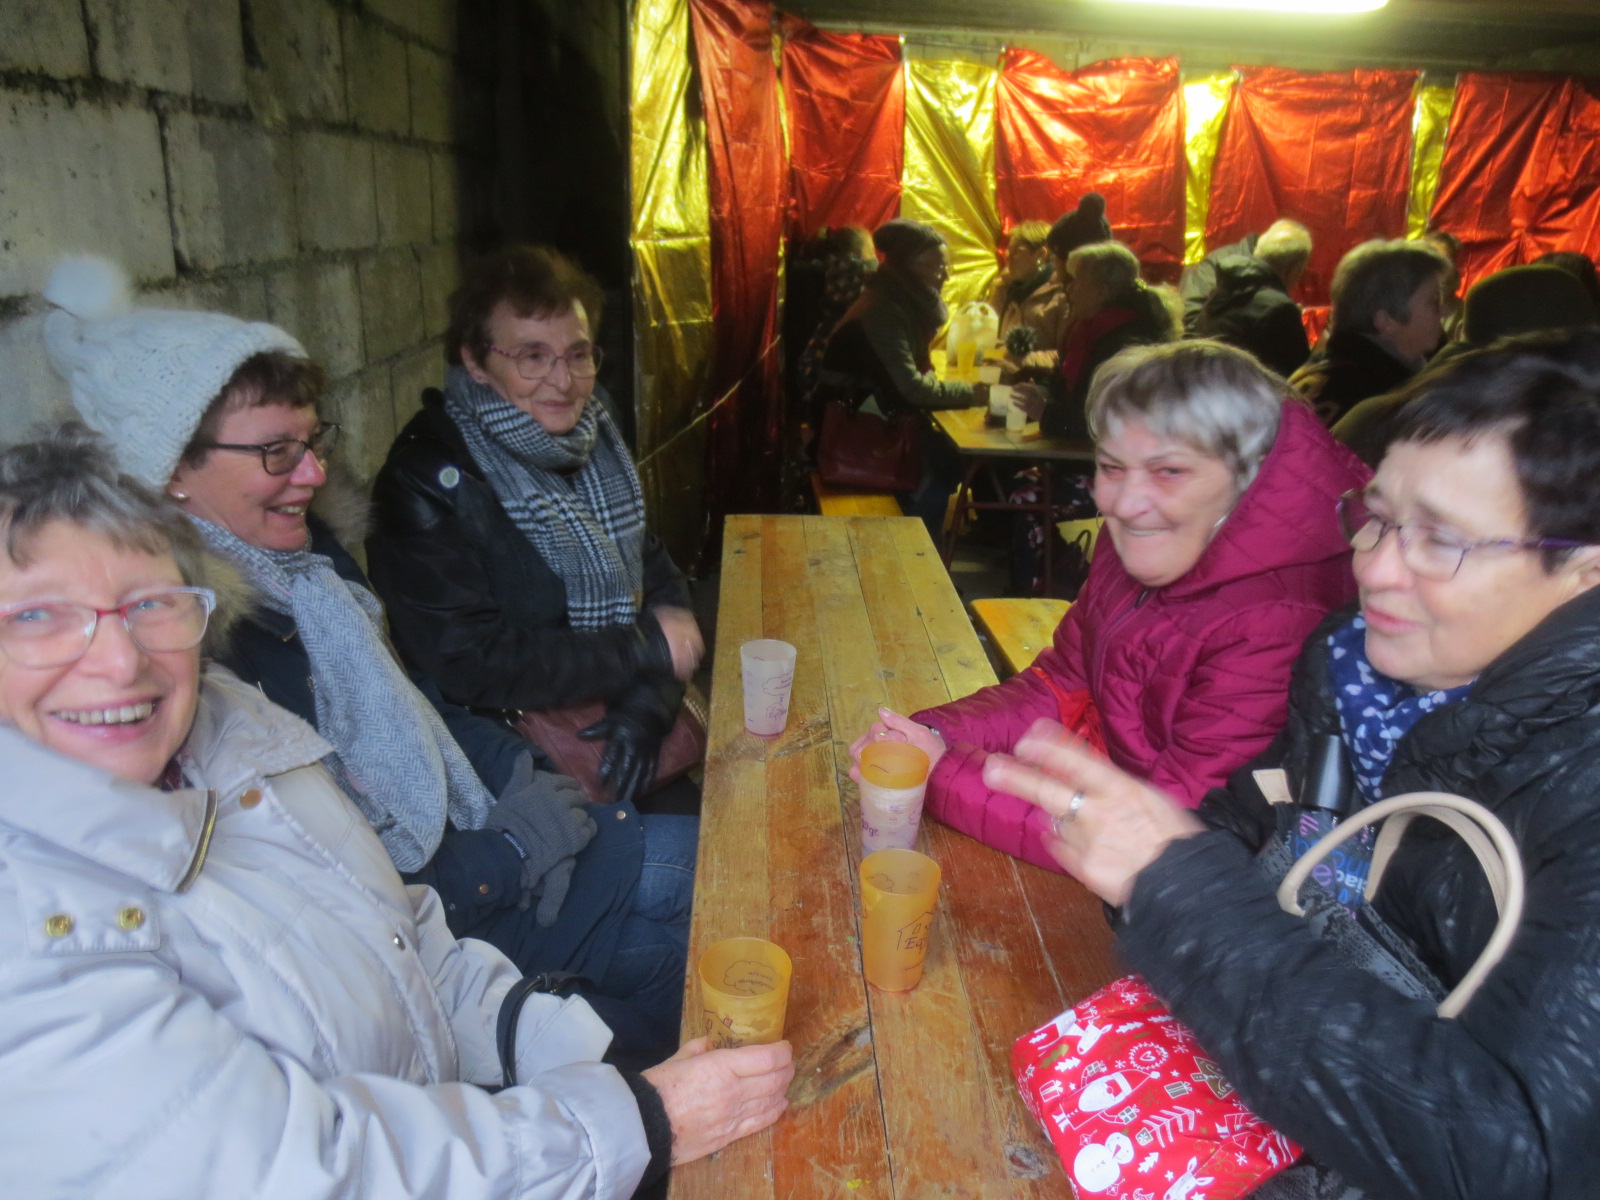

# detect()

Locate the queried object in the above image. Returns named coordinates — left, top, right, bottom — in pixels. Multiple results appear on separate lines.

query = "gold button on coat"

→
left=238, top=788, right=263, bottom=809
left=118, top=907, right=146, bottom=930
left=44, top=913, right=74, bottom=938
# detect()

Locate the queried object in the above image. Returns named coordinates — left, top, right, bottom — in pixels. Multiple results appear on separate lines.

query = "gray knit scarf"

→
left=443, top=366, right=646, bottom=629
left=193, top=517, right=494, bottom=871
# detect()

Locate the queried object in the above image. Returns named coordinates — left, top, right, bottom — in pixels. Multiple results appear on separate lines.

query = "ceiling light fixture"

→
left=1094, top=0, right=1387, bottom=12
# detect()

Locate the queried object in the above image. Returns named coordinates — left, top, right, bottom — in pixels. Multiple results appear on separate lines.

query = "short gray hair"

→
left=1068, top=241, right=1141, bottom=296
left=1087, top=341, right=1285, bottom=489
left=1255, top=219, right=1312, bottom=281
left=0, top=422, right=246, bottom=651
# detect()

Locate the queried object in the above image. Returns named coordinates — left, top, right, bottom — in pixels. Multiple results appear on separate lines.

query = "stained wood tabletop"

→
left=672, top=514, right=1121, bottom=1200
left=930, top=407, right=1095, bottom=462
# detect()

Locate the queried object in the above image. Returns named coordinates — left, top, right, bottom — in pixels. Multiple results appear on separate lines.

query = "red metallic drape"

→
left=1205, top=67, right=1418, bottom=305
left=995, top=50, right=1185, bottom=281
left=781, top=21, right=903, bottom=241
left=689, top=0, right=787, bottom=528
left=1431, top=73, right=1600, bottom=292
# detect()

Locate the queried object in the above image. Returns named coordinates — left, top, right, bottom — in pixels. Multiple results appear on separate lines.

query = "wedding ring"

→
left=1050, top=791, right=1086, bottom=839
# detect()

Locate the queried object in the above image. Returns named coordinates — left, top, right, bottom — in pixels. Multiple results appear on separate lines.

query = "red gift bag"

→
left=1013, top=976, right=1298, bottom=1199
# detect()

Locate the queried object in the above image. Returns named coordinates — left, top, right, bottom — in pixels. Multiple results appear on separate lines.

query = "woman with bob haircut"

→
left=852, top=340, right=1369, bottom=870
left=987, top=329, right=1600, bottom=1198
left=0, top=425, right=792, bottom=1200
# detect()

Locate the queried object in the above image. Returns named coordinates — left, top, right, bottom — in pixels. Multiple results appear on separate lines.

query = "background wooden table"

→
left=673, top=514, right=1120, bottom=1200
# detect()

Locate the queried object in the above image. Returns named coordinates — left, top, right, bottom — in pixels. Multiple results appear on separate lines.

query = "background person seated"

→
left=0, top=426, right=793, bottom=1199
left=987, top=219, right=1063, bottom=347
left=1179, top=216, right=1312, bottom=332
left=849, top=342, right=1368, bottom=870
left=1191, top=218, right=1313, bottom=377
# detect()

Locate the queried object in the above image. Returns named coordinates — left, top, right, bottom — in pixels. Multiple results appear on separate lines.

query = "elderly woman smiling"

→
left=0, top=426, right=792, bottom=1198
left=850, top=341, right=1369, bottom=870
left=989, top=332, right=1600, bottom=1197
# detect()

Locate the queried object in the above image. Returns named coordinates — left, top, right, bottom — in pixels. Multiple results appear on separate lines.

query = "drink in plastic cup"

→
left=860, top=848, right=941, bottom=992
left=699, top=937, right=792, bottom=1047
left=741, top=639, right=797, bottom=736
left=987, top=383, right=1013, bottom=426
left=954, top=337, right=978, bottom=380
left=858, top=741, right=930, bottom=853
left=1006, top=401, right=1026, bottom=433
left=977, top=363, right=1002, bottom=386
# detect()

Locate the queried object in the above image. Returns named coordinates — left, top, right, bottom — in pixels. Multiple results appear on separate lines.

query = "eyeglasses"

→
left=204, top=423, right=341, bottom=476
left=0, top=587, right=217, bottom=668
left=1336, top=490, right=1589, bottom=581
left=487, top=342, right=603, bottom=382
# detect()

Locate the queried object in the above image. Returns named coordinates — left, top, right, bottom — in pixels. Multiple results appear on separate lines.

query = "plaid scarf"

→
left=444, top=367, right=646, bottom=629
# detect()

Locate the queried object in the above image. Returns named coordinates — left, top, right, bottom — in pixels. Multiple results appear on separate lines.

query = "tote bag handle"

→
left=1275, top=792, right=1525, bottom=1019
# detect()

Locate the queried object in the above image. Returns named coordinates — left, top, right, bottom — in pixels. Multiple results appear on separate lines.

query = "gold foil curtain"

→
left=901, top=59, right=1001, bottom=312
left=1182, top=70, right=1237, bottom=266
left=1407, top=80, right=1457, bottom=239
left=629, top=0, right=714, bottom=564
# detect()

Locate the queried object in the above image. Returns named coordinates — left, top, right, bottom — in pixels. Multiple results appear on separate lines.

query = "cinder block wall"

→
left=0, top=0, right=462, bottom=484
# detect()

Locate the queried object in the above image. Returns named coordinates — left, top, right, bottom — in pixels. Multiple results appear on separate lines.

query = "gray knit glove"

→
left=484, top=755, right=597, bottom=927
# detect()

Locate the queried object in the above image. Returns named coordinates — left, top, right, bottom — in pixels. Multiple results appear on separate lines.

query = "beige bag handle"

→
left=1275, top=791, right=1525, bottom=1019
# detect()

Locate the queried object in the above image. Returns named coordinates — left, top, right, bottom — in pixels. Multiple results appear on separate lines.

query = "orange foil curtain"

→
left=1204, top=68, right=1419, bottom=305
left=688, top=0, right=788, bottom=523
left=782, top=23, right=904, bottom=240
left=1430, top=73, right=1600, bottom=292
left=995, top=50, right=1186, bottom=282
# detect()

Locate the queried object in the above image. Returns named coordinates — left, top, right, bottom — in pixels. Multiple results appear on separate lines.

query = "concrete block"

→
left=366, top=0, right=456, bottom=53
left=343, top=14, right=410, bottom=137
left=0, top=91, right=173, bottom=298
left=390, top=339, right=445, bottom=430
left=430, top=150, right=460, bottom=243
left=322, top=362, right=395, bottom=483
left=417, top=243, right=459, bottom=337
left=408, top=43, right=454, bottom=144
left=146, top=273, right=274, bottom=324
left=0, top=313, right=73, bottom=448
left=295, top=130, right=378, bottom=252
left=86, top=0, right=247, bottom=104
left=357, top=247, right=424, bottom=362
left=375, top=143, right=434, bottom=247
left=0, top=0, right=91, bottom=78
left=166, top=113, right=296, bottom=272
left=265, top=259, right=365, bottom=377
left=246, top=0, right=346, bottom=123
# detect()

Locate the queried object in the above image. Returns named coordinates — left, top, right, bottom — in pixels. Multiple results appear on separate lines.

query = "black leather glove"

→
left=482, top=755, right=597, bottom=926
left=577, top=678, right=680, bottom=806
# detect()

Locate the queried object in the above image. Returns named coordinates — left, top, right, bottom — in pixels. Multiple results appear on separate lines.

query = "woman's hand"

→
left=1010, top=382, right=1047, bottom=422
left=652, top=606, right=705, bottom=682
left=847, top=708, right=947, bottom=784
left=642, top=1037, right=795, bottom=1165
left=982, top=718, right=1204, bottom=906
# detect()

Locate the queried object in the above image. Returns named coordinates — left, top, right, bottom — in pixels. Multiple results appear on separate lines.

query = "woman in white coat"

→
left=0, top=425, right=793, bottom=1199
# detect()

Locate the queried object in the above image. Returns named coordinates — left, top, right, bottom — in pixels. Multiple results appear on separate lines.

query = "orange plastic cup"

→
left=859, top=848, right=941, bottom=992
left=698, top=937, right=792, bottom=1047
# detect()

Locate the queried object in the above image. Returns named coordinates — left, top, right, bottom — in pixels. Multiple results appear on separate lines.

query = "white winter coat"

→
left=0, top=666, right=651, bottom=1199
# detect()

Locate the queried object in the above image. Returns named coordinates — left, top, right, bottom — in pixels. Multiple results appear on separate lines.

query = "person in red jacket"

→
left=849, top=341, right=1369, bottom=873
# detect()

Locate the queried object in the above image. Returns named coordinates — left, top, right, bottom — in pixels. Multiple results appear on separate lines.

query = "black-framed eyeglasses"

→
left=0, top=587, right=217, bottom=668
left=487, top=342, right=603, bottom=382
left=204, top=423, right=341, bottom=476
left=1336, top=490, right=1589, bottom=581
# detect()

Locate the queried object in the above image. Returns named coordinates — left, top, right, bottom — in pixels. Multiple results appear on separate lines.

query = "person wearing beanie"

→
left=41, top=255, right=698, bottom=1067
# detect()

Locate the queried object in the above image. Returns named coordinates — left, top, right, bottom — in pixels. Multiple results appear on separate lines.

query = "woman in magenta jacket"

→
left=850, top=341, right=1369, bottom=873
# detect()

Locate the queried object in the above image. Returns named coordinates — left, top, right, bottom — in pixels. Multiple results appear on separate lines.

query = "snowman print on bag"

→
left=1073, top=1132, right=1135, bottom=1193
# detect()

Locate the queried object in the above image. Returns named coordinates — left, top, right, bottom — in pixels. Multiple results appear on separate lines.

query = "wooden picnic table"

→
left=672, top=513, right=1121, bottom=1200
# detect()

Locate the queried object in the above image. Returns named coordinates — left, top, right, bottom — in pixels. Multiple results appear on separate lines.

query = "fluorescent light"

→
left=1094, top=0, right=1387, bottom=12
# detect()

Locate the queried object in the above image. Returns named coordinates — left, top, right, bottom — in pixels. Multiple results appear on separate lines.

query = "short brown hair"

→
left=446, top=245, right=605, bottom=366
left=177, top=351, right=325, bottom=471
left=1009, top=221, right=1052, bottom=253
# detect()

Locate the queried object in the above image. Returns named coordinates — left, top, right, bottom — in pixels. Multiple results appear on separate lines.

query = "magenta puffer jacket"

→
left=913, top=400, right=1369, bottom=872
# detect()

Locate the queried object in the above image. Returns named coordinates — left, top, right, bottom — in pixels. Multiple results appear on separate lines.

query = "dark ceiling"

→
left=781, top=0, right=1600, bottom=70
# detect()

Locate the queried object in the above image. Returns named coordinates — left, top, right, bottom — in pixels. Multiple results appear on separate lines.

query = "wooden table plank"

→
left=931, top=407, right=1094, bottom=462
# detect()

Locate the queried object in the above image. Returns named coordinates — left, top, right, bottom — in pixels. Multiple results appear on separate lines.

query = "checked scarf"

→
left=444, top=366, right=646, bottom=629
left=193, top=517, right=494, bottom=871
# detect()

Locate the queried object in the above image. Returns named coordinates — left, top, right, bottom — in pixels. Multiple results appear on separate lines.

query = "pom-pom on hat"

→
left=42, top=256, right=306, bottom=486
left=1047, top=193, right=1113, bottom=259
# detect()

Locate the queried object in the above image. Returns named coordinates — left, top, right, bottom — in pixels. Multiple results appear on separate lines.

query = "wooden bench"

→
left=969, top=597, right=1071, bottom=675
left=810, top=472, right=902, bottom=517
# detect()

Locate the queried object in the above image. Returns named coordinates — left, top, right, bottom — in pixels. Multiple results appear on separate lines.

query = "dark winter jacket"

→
left=217, top=516, right=644, bottom=984
left=1043, top=284, right=1173, bottom=439
left=1119, top=588, right=1600, bottom=1199
left=819, top=271, right=979, bottom=418
left=1179, top=233, right=1256, bottom=331
left=366, top=388, right=689, bottom=730
left=1290, top=326, right=1417, bottom=427
left=1193, top=254, right=1310, bottom=378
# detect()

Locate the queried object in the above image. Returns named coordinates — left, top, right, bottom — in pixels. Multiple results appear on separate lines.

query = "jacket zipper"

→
left=1090, top=586, right=1149, bottom=684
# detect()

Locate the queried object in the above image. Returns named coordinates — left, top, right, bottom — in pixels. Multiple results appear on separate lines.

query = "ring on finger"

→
left=1050, top=791, right=1086, bottom=839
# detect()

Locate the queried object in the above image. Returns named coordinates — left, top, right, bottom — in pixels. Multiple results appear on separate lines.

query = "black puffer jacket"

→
left=1193, top=254, right=1310, bottom=378
left=1118, top=590, right=1600, bottom=1199
left=366, top=388, right=689, bottom=727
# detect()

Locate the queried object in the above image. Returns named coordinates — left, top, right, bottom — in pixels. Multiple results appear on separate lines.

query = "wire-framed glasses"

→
left=1336, top=490, right=1588, bottom=581
left=0, top=587, right=217, bottom=668
left=487, top=342, right=602, bottom=382
left=205, top=423, right=341, bottom=476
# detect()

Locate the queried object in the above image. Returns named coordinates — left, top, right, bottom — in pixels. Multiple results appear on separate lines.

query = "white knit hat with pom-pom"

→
left=42, top=256, right=306, bottom=486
